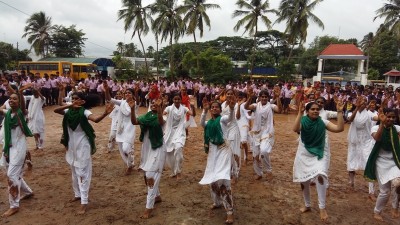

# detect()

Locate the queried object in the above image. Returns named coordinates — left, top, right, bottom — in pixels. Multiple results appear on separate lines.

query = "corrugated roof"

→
left=39, top=57, right=97, bottom=63
left=319, top=44, right=364, bottom=56
left=384, top=69, right=400, bottom=76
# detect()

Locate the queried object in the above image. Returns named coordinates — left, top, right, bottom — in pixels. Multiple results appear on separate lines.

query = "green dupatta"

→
left=138, top=111, right=163, bottom=149
left=364, top=125, right=400, bottom=181
left=3, top=108, right=33, bottom=158
left=61, top=107, right=96, bottom=155
left=204, top=116, right=224, bottom=154
left=300, top=116, right=326, bottom=160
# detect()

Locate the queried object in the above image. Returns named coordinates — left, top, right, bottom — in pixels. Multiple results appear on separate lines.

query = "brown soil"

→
left=0, top=106, right=395, bottom=225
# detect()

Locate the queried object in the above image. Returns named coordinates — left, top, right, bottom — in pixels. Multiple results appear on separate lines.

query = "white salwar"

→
left=371, top=125, right=400, bottom=214
left=199, top=112, right=234, bottom=214
left=139, top=132, right=166, bottom=209
left=221, top=102, right=241, bottom=180
left=26, top=95, right=45, bottom=149
left=347, top=110, right=374, bottom=171
left=250, top=102, right=277, bottom=177
left=0, top=110, right=33, bottom=209
left=293, top=119, right=330, bottom=209
left=163, top=104, right=189, bottom=176
left=107, top=104, right=120, bottom=151
left=110, top=99, right=137, bottom=168
left=64, top=109, right=93, bottom=205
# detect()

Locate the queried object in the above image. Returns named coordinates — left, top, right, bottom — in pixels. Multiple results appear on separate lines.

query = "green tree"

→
left=22, top=11, right=54, bottom=57
left=206, top=36, right=253, bottom=61
left=374, top=0, right=400, bottom=37
left=118, top=0, right=153, bottom=75
left=359, top=32, right=374, bottom=72
left=50, top=25, right=86, bottom=57
left=232, top=0, right=277, bottom=74
left=0, top=42, right=31, bottom=70
left=150, top=0, right=185, bottom=79
left=367, top=31, right=400, bottom=75
left=116, top=42, right=125, bottom=55
left=276, top=0, right=324, bottom=60
left=255, top=30, right=289, bottom=65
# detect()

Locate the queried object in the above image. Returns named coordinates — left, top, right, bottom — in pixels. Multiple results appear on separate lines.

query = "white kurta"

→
left=221, top=102, right=241, bottom=156
left=199, top=114, right=232, bottom=185
left=164, top=104, right=189, bottom=152
left=237, top=103, right=251, bottom=142
left=347, top=110, right=374, bottom=171
left=371, top=125, right=400, bottom=185
left=64, top=109, right=93, bottom=169
left=26, top=95, right=45, bottom=134
left=110, top=99, right=136, bottom=144
left=139, top=131, right=166, bottom=172
left=293, top=119, right=330, bottom=182
left=251, top=102, right=277, bottom=153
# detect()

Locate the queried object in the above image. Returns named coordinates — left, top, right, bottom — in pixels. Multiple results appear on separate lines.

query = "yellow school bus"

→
left=71, top=63, right=97, bottom=80
left=19, top=61, right=72, bottom=77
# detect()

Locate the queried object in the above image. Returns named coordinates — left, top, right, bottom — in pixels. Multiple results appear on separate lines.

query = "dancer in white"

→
left=347, top=97, right=375, bottom=189
left=25, top=88, right=46, bottom=150
left=0, top=88, right=34, bottom=217
left=104, top=86, right=138, bottom=175
left=54, top=92, right=113, bottom=215
left=245, top=88, right=282, bottom=180
left=130, top=98, right=166, bottom=219
left=293, top=101, right=344, bottom=222
left=236, top=92, right=252, bottom=165
left=163, top=93, right=194, bottom=179
left=221, top=89, right=241, bottom=182
left=200, top=97, right=236, bottom=224
left=107, top=91, right=122, bottom=153
left=365, top=108, right=400, bottom=221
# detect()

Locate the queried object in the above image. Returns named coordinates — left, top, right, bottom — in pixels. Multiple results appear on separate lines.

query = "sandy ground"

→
left=0, top=105, right=398, bottom=225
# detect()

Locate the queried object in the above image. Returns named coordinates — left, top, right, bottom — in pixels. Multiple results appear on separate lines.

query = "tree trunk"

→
left=138, top=32, right=149, bottom=76
left=193, top=32, right=200, bottom=77
left=155, top=33, right=160, bottom=76
left=169, top=31, right=174, bottom=80
left=250, top=24, right=258, bottom=80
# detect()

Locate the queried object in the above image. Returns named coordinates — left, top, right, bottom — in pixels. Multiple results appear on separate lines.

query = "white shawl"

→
left=164, top=104, right=188, bottom=152
left=347, top=109, right=371, bottom=144
left=252, top=102, right=274, bottom=133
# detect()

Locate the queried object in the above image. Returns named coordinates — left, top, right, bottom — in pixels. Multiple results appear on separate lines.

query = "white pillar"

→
left=359, top=60, right=367, bottom=85
left=314, top=59, right=323, bottom=83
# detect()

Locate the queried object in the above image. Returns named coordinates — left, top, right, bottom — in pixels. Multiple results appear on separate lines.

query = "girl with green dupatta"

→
left=293, top=101, right=344, bottom=223
left=0, top=84, right=33, bottom=218
left=54, top=92, right=114, bottom=215
left=129, top=98, right=165, bottom=220
left=364, top=108, right=400, bottom=222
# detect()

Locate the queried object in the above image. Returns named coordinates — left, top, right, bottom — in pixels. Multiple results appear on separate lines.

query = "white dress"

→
left=199, top=114, right=232, bottom=185
left=110, top=99, right=136, bottom=145
left=293, top=119, right=330, bottom=182
left=163, top=104, right=189, bottom=152
left=139, top=131, right=166, bottom=173
left=371, top=125, right=400, bottom=185
left=221, top=102, right=241, bottom=156
left=26, top=95, right=45, bottom=134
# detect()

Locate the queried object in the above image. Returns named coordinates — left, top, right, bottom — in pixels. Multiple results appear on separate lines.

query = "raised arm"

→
left=326, top=100, right=345, bottom=133
left=129, top=99, right=140, bottom=125
left=272, top=86, right=282, bottom=113
left=348, top=97, right=361, bottom=122
left=154, top=99, right=165, bottom=126
left=88, top=103, right=114, bottom=123
left=293, top=102, right=304, bottom=133
left=244, top=90, right=256, bottom=111
left=200, top=98, right=209, bottom=128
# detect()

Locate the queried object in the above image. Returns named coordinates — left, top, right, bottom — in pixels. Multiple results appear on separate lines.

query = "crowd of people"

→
left=1, top=69, right=400, bottom=223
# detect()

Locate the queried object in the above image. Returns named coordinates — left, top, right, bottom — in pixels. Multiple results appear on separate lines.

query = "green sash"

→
left=61, top=107, right=96, bottom=155
left=300, top=116, right=326, bottom=159
left=204, top=116, right=224, bottom=154
left=364, top=125, right=400, bottom=181
left=138, top=111, right=163, bottom=149
left=3, top=108, right=33, bottom=158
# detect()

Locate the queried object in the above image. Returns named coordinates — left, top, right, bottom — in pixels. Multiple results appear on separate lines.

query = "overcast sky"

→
left=0, top=0, right=388, bottom=60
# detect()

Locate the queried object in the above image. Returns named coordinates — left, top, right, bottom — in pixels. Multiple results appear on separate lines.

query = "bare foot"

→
left=176, top=173, right=182, bottom=180
left=320, top=209, right=328, bottom=222
left=374, top=213, right=384, bottom=221
left=2, top=208, right=19, bottom=217
left=125, top=166, right=133, bottom=176
left=140, top=208, right=152, bottom=219
left=225, top=213, right=234, bottom=224
left=26, top=161, right=33, bottom=170
left=155, top=196, right=162, bottom=204
left=369, top=194, right=377, bottom=202
left=21, top=193, right=34, bottom=200
left=300, top=206, right=311, bottom=213
left=69, top=197, right=81, bottom=203
left=77, top=204, right=87, bottom=215
left=392, top=208, right=400, bottom=218
left=254, top=175, right=262, bottom=180
left=210, top=204, right=222, bottom=210
left=265, top=172, right=273, bottom=181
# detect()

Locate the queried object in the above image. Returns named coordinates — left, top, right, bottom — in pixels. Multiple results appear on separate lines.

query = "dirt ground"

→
left=0, top=105, right=398, bottom=225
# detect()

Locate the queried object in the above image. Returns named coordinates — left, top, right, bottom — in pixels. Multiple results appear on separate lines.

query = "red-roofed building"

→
left=314, top=44, right=368, bottom=85
left=384, top=69, right=400, bottom=88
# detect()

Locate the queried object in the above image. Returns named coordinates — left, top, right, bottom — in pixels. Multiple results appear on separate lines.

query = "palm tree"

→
left=276, top=0, right=324, bottom=60
left=150, top=0, right=185, bottom=79
left=22, top=11, right=54, bottom=58
left=359, top=32, right=374, bottom=73
left=177, top=0, right=220, bottom=75
left=147, top=46, right=155, bottom=57
left=232, top=0, right=278, bottom=75
left=124, top=43, right=138, bottom=57
left=116, top=42, right=125, bottom=55
left=375, top=0, right=400, bottom=37
left=118, top=0, right=153, bottom=75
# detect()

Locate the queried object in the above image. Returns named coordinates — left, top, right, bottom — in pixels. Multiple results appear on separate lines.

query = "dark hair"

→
left=172, top=92, right=181, bottom=100
left=210, top=101, right=222, bottom=109
left=316, top=97, right=325, bottom=103
left=258, top=90, right=270, bottom=98
left=305, top=102, right=319, bottom=111
left=71, top=92, right=99, bottom=109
